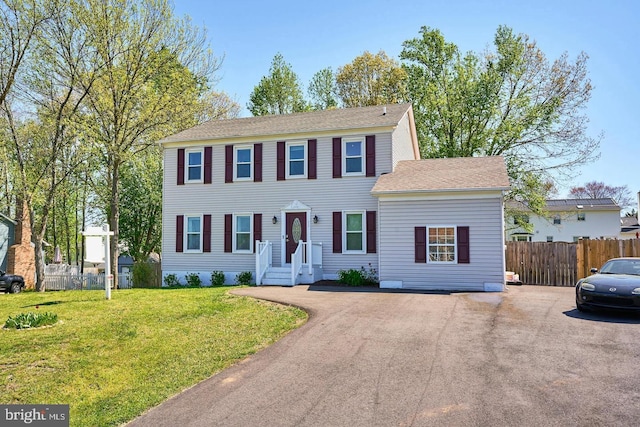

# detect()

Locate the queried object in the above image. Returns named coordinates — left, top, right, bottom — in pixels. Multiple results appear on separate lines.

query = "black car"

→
left=576, top=257, right=640, bottom=312
left=0, top=270, right=25, bottom=293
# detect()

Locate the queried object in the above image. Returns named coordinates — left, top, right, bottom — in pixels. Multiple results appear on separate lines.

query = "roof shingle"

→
left=372, top=156, right=510, bottom=194
left=160, top=103, right=413, bottom=144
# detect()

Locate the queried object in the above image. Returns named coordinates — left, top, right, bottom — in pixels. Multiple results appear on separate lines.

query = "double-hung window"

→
left=428, top=226, right=456, bottom=262
left=185, top=216, right=202, bottom=252
left=234, top=214, right=252, bottom=252
left=344, top=211, right=365, bottom=253
left=235, top=146, right=253, bottom=180
left=287, top=142, right=306, bottom=178
left=577, top=212, right=586, bottom=221
left=343, top=139, right=364, bottom=175
left=186, top=149, right=203, bottom=182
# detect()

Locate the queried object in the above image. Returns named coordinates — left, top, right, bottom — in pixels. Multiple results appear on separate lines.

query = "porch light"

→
left=272, top=216, right=278, bottom=224
left=313, top=215, right=319, bottom=224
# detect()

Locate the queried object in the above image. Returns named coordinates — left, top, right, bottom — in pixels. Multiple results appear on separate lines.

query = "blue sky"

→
left=174, top=0, right=639, bottom=203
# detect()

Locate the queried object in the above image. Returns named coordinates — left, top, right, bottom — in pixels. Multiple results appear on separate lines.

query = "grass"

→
left=0, top=287, right=307, bottom=426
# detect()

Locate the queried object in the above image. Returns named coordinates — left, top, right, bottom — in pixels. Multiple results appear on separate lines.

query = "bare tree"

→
left=569, top=181, right=634, bottom=209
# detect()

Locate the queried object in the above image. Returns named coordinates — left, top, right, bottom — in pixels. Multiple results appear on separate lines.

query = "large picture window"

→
left=428, top=226, right=456, bottom=262
left=186, top=216, right=202, bottom=252
left=343, top=139, right=363, bottom=175
left=234, top=214, right=252, bottom=252
left=344, top=212, right=364, bottom=252
left=235, top=146, right=253, bottom=180
left=186, top=149, right=203, bottom=182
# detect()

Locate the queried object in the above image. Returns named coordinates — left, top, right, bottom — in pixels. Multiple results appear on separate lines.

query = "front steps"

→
left=260, top=266, right=322, bottom=286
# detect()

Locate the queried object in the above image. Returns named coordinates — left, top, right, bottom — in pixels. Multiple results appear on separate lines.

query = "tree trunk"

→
left=31, top=207, right=47, bottom=293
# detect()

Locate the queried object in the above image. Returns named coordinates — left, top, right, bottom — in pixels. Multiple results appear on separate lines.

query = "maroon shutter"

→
left=333, top=212, right=342, bottom=253
left=176, top=215, right=184, bottom=253
left=225, top=145, right=233, bottom=183
left=224, top=214, right=232, bottom=253
left=177, top=149, right=185, bottom=185
left=253, top=213, right=262, bottom=253
left=332, top=137, right=342, bottom=178
left=204, top=147, right=212, bottom=184
left=457, top=226, right=470, bottom=264
left=277, top=141, right=285, bottom=181
left=366, top=211, right=376, bottom=254
left=415, top=227, right=426, bottom=263
left=308, top=139, right=317, bottom=179
left=366, top=135, right=376, bottom=177
left=203, top=214, right=211, bottom=252
left=254, top=143, right=262, bottom=182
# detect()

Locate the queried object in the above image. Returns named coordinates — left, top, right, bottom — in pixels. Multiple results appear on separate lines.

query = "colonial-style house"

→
left=508, top=198, right=621, bottom=243
left=160, top=103, right=510, bottom=291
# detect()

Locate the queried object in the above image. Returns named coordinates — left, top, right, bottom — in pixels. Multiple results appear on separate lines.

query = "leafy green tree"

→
left=76, top=0, right=222, bottom=287
left=248, top=53, right=308, bottom=115
left=400, top=26, right=600, bottom=212
left=335, top=50, right=407, bottom=107
left=308, top=67, right=337, bottom=110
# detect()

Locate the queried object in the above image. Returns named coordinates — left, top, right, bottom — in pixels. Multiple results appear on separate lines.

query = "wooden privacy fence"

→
left=506, top=239, right=640, bottom=287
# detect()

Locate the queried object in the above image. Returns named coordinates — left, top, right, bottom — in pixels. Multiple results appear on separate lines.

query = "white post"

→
left=104, top=224, right=112, bottom=300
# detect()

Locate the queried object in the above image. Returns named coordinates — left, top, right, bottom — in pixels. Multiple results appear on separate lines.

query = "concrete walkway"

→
left=127, top=285, right=640, bottom=426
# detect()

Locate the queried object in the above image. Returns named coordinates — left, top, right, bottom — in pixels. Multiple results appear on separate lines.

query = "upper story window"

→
left=577, top=212, right=586, bottom=221
left=514, top=214, right=530, bottom=226
left=186, top=149, right=203, bottom=182
left=553, top=215, right=561, bottom=225
left=428, top=226, right=456, bottom=263
left=235, top=146, right=253, bottom=180
left=185, top=216, right=202, bottom=252
left=287, top=142, right=306, bottom=178
left=343, top=139, right=364, bottom=176
left=234, top=214, right=252, bottom=253
left=344, top=211, right=365, bottom=253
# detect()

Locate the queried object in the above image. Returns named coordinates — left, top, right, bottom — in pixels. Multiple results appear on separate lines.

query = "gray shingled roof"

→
left=545, top=198, right=619, bottom=209
left=371, top=156, right=510, bottom=194
left=160, top=103, right=413, bottom=144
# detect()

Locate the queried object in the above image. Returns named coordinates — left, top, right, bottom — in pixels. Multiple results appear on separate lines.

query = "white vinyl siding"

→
left=377, top=196, right=505, bottom=291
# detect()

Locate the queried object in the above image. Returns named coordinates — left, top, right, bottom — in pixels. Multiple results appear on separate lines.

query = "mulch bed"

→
left=310, top=280, right=378, bottom=288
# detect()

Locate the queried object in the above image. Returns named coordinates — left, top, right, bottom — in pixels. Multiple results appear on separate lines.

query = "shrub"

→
left=211, top=270, right=226, bottom=286
left=163, top=273, right=181, bottom=287
left=4, top=312, right=58, bottom=329
left=338, top=264, right=378, bottom=287
left=132, top=262, right=159, bottom=288
left=185, top=273, right=202, bottom=287
left=235, top=271, right=253, bottom=286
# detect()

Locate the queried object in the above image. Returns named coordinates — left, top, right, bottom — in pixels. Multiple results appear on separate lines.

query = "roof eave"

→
left=372, top=186, right=511, bottom=196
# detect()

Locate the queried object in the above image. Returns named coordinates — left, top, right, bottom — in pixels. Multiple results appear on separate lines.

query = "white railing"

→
left=255, top=240, right=272, bottom=286
left=291, top=241, right=304, bottom=286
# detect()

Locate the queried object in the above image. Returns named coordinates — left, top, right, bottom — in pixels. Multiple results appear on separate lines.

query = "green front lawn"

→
left=0, top=287, right=307, bottom=426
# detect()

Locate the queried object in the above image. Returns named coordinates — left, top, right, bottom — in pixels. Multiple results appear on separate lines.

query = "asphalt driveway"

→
left=127, top=285, right=640, bottom=426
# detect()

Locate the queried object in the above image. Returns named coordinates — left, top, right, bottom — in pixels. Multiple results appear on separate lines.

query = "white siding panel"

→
left=391, top=113, right=418, bottom=168
left=162, top=132, right=395, bottom=278
left=378, top=197, right=505, bottom=290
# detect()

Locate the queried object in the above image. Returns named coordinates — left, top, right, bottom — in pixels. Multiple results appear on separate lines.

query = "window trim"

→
left=553, top=215, right=561, bottom=225
left=286, top=140, right=307, bottom=179
left=342, top=138, right=364, bottom=176
left=185, top=148, right=204, bottom=183
left=233, top=213, right=253, bottom=253
left=343, top=210, right=366, bottom=253
left=577, top=212, right=586, bottom=221
left=234, top=145, right=253, bottom=181
left=184, top=215, right=203, bottom=253
left=427, top=225, right=457, bottom=263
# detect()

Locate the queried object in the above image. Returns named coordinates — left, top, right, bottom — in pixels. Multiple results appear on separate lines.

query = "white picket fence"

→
left=44, top=273, right=133, bottom=291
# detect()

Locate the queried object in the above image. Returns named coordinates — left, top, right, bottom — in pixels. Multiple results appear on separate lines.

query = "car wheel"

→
left=10, top=282, right=21, bottom=294
left=576, top=302, right=589, bottom=313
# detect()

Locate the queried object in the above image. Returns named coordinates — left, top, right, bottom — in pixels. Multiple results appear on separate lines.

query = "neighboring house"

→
left=508, top=198, right=621, bottom=242
left=159, top=103, right=510, bottom=291
left=0, top=213, right=17, bottom=272
left=620, top=216, right=640, bottom=239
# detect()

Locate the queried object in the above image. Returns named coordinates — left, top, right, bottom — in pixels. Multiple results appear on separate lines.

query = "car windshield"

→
left=600, top=260, right=640, bottom=275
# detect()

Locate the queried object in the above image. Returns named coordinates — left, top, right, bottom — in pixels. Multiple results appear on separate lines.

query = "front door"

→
left=285, top=212, right=307, bottom=263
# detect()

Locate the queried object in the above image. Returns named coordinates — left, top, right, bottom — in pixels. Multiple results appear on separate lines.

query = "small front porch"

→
left=256, top=240, right=323, bottom=286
